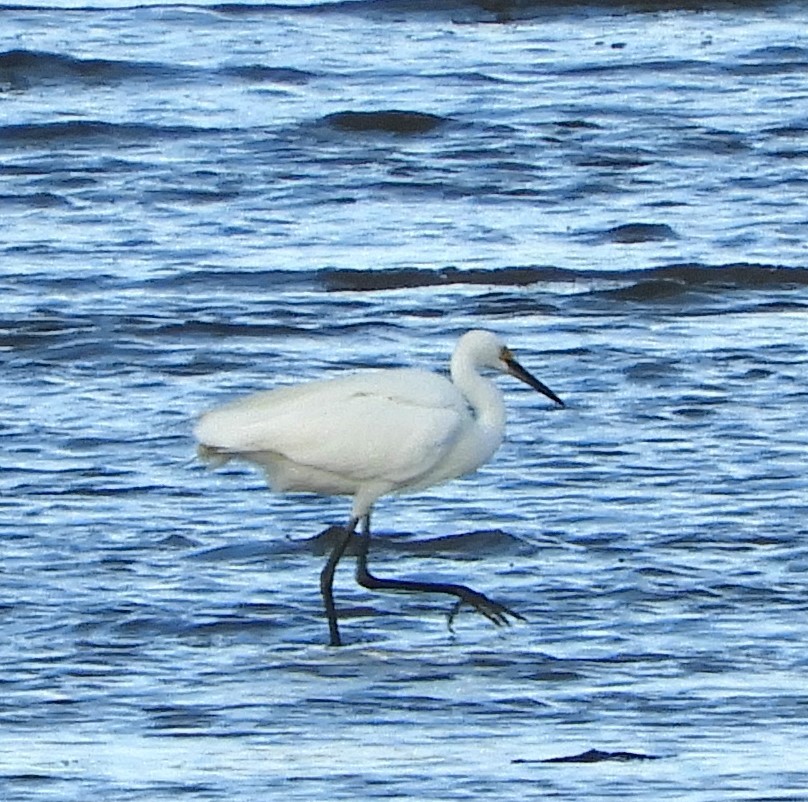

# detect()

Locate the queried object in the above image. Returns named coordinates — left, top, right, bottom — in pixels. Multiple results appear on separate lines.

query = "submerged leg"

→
left=354, top=515, right=525, bottom=630
left=319, top=517, right=358, bottom=647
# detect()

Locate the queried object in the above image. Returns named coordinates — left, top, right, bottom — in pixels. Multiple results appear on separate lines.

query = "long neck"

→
left=451, top=352, right=506, bottom=435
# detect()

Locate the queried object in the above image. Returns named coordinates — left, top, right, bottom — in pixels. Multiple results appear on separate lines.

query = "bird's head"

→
left=457, top=329, right=565, bottom=407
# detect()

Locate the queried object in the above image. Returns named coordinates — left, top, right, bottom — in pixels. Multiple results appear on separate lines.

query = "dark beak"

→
left=505, top=357, right=565, bottom=407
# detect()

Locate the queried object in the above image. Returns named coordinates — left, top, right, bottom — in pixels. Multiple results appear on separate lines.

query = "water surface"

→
left=2, top=1, right=808, bottom=799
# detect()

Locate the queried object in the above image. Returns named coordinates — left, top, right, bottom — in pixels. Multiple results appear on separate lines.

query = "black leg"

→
left=319, top=517, right=358, bottom=647
left=354, top=514, right=525, bottom=629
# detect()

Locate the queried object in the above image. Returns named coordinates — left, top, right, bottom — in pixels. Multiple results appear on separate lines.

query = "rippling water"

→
left=2, top=1, right=808, bottom=800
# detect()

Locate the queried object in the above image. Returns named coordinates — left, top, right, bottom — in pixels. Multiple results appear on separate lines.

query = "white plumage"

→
left=195, top=329, right=564, bottom=646
left=197, top=369, right=469, bottom=503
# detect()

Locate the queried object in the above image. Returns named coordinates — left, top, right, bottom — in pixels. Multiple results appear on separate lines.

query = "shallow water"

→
left=2, top=1, right=808, bottom=800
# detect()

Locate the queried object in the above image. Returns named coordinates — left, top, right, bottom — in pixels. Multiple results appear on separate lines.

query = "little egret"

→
left=195, top=329, right=564, bottom=646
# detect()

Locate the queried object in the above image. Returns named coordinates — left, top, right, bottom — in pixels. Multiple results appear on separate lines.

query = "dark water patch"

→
left=561, top=57, right=713, bottom=78
left=221, top=64, right=317, bottom=84
left=515, top=748, right=661, bottom=764
left=731, top=45, right=808, bottom=76
left=598, top=223, right=678, bottom=244
left=741, top=367, right=775, bottom=380
left=209, top=0, right=487, bottom=18
left=322, top=262, right=808, bottom=295
left=768, top=147, right=808, bottom=161
left=599, top=278, right=695, bottom=302
left=153, top=319, right=306, bottom=339
left=208, top=0, right=790, bottom=20
left=322, top=265, right=578, bottom=291
left=0, top=191, right=71, bottom=209
left=0, top=0, right=788, bottom=19
left=145, top=187, right=242, bottom=205
left=573, top=150, right=654, bottom=170
left=3, top=773, right=61, bottom=784
left=0, top=313, right=97, bottom=349
left=0, top=48, right=315, bottom=91
left=750, top=299, right=808, bottom=312
left=145, top=703, right=221, bottom=732
left=746, top=45, right=808, bottom=60
left=0, top=48, right=188, bottom=89
left=733, top=60, right=808, bottom=77
left=0, top=120, right=226, bottom=149
left=25, top=481, right=166, bottom=498
left=0, top=157, right=139, bottom=185
left=526, top=668, right=585, bottom=682
left=143, top=267, right=307, bottom=293
left=653, top=263, right=808, bottom=289
left=305, top=526, right=529, bottom=558
left=465, top=292, right=562, bottom=319
left=188, top=615, right=280, bottom=637
left=589, top=263, right=808, bottom=305
left=112, top=614, right=194, bottom=638
left=763, top=124, right=808, bottom=139
left=651, top=125, right=750, bottom=158
left=427, top=70, right=510, bottom=85
left=391, top=528, right=529, bottom=557
left=554, top=119, right=602, bottom=131
left=322, top=110, right=448, bottom=135
left=624, top=358, right=681, bottom=382
left=191, top=539, right=296, bottom=563
left=157, top=533, right=200, bottom=549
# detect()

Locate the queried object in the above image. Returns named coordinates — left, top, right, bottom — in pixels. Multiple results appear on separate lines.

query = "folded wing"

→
left=195, top=368, right=471, bottom=488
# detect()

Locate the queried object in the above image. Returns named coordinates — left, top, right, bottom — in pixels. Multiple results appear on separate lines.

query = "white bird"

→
left=194, top=329, right=564, bottom=646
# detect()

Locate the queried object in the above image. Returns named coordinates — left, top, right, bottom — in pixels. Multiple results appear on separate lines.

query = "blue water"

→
left=2, top=1, right=808, bottom=799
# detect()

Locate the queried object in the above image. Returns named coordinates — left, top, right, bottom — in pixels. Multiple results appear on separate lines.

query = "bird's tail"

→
left=196, top=443, right=232, bottom=469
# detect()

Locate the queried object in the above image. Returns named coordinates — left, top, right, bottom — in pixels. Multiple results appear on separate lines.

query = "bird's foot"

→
left=446, top=588, right=526, bottom=632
